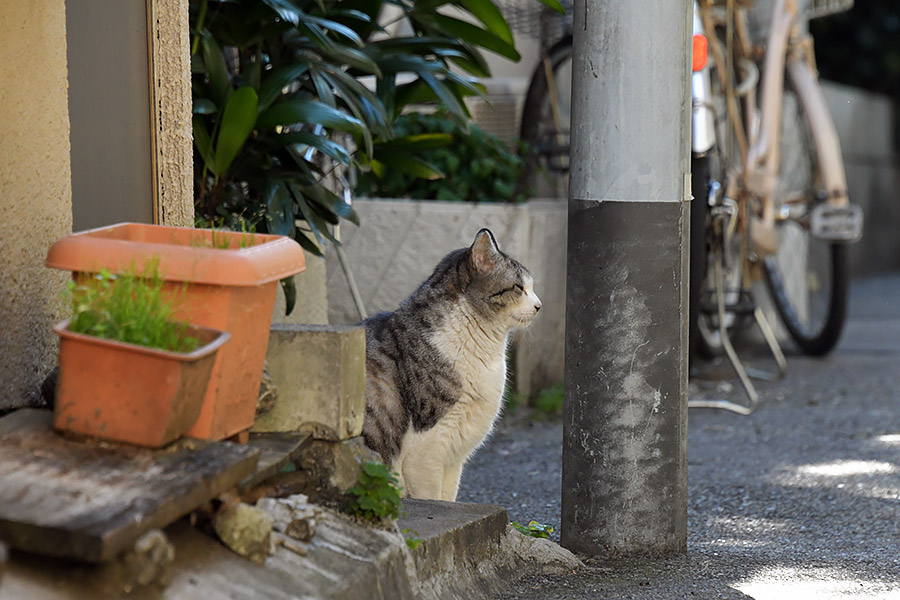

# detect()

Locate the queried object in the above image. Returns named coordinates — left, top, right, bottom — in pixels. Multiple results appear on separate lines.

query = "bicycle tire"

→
left=689, top=155, right=718, bottom=360
left=519, top=35, right=573, bottom=197
left=761, top=78, right=849, bottom=356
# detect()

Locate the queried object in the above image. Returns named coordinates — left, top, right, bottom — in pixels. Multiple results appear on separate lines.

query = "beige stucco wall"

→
left=0, top=1, right=74, bottom=409
left=151, top=0, right=194, bottom=226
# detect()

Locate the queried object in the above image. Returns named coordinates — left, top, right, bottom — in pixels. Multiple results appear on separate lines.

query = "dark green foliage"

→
left=66, top=265, right=199, bottom=354
left=810, top=3, right=900, bottom=100
left=346, top=461, right=403, bottom=521
left=503, top=390, right=521, bottom=414
left=190, top=0, right=563, bottom=312
left=356, top=111, right=531, bottom=203
left=511, top=520, right=554, bottom=538
left=533, top=383, right=564, bottom=417
left=190, top=0, right=562, bottom=250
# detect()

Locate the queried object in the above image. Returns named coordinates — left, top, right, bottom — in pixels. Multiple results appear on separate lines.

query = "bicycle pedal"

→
left=811, top=203, right=863, bottom=243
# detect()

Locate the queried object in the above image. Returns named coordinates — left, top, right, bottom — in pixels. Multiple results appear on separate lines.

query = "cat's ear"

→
left=470, top=229, right=501, bottom=273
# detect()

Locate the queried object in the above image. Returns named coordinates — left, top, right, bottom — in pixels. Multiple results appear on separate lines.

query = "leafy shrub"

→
left=191, top=0, right=563, bottom=311
left=190, top=0, right=561, bottom=249
left=347, top=461, right=403, bottom=521
left=66, top=264, right=198, bottom=353
left=355, top=111, right=531, bottom=203
left=811, top=3, right=900, bottom=100
left=533, top=383, right=564, bottom=417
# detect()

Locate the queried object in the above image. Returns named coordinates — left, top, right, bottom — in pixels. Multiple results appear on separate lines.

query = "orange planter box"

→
left=54, top=320, right=230, bottom=447
left=46, top=223, right=306, bottom=440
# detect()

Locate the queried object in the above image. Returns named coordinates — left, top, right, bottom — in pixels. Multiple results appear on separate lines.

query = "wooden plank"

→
left=0, top=409, right=259, bottom=562
left=238, top=431, right=312, bottom=491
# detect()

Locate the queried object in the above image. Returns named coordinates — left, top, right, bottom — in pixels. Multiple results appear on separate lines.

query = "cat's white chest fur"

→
left=428, top=299, right=509, bottom=448
left=392, top=300, right=508, bottom=501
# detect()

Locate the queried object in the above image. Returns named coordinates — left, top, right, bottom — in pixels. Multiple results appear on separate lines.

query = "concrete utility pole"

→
left=561, top=1, right=692, bottom=556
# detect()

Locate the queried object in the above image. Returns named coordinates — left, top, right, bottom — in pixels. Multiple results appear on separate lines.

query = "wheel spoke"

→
left=762, top=86, right=848, bottom=355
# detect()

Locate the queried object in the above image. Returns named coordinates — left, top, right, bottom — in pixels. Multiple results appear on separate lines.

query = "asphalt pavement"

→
left=458, top=274, right=900, bottom=599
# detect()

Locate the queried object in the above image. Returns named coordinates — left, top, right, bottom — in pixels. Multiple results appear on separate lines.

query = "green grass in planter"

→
left=190, top=221, right=258, bottom=250
left=67, top=263, right=200, bottom=353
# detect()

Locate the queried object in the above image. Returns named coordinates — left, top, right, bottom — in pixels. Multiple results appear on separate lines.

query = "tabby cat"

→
left=362, top=229, right=541, bottom=501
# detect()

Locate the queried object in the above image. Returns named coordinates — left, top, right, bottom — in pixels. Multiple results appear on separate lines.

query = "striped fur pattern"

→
left=362, top=229, right=542, bottom=500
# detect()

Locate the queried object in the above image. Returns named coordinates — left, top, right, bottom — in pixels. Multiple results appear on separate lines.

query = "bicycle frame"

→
left=700, top=0, right=853, bottom=254
left=752, top=0, right=849, bottom=235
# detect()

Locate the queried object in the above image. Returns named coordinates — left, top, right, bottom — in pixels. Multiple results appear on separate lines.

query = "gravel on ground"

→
left=458, top=275, right=900, bottom=599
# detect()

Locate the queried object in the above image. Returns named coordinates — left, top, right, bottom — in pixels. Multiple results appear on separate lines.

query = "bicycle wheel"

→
left=519, top=36, right=573, bottom=198
left=689, top=155, right=715, bottom=359
left=762, top=79, right=849, bottom=356
left=689, top=154, right=745, bottom=359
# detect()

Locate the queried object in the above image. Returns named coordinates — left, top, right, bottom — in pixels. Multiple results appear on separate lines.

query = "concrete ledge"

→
left=399, top=500, right=582, bottom=599
left=5, top=499, right=581, bottom=599
left=255, top=324, right=366, bottom=439
left=400, top=499, right=508, bottom=584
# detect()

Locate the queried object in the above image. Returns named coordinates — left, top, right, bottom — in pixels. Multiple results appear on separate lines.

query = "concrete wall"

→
left=272, top=249, right=330, bottom=326
left=325, top=199, right=566, bottom=400
left=0, top=1, right=74, bottom=409
left=823, top=81, right=900, bottom=276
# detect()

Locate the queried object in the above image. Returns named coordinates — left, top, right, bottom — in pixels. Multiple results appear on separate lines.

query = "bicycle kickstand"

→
left=688, top=245, right=786, bottom=415
left=744, top=304, right=787, bottom=382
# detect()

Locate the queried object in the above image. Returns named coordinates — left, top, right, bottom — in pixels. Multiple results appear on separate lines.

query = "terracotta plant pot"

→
left=53, top=320, right=230, bottom=448
left=46, top=223, right=306, bottom=440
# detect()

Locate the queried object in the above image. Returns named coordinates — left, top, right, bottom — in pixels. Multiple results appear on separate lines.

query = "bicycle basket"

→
left=807, top=0, right=853, bottom=19
left=495, top=0, right=572, bottom=47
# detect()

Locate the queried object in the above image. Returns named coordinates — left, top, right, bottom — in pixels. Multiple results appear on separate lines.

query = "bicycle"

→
left=518, top=0, right=863, bottom=413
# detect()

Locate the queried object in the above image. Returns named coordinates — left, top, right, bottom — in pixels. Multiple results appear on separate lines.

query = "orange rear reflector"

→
left=692, top=34, right=708, bottom=71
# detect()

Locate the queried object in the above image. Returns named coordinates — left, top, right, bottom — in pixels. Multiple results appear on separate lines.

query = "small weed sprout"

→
left=401, top=528, right=423, bottom=549
left=511, top=520, right=554, bottom=539
left=347, top=462, right=403, bottom=521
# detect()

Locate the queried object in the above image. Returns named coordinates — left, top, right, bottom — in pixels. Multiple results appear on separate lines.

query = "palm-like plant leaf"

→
left=257, top=99, right=365, bottom=135
left=213, top=86, right=258, bottom=175
left=190, top=0, right=540, bottom=299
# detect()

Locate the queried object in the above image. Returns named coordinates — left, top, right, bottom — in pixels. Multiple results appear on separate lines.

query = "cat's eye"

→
left=492, top=284, right=524, bottom=299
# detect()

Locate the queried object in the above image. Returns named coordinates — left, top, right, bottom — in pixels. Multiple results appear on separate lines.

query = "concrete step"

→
left=5, top=498, right=565, bottom=600
left=399, top=499, right=509, bottom=591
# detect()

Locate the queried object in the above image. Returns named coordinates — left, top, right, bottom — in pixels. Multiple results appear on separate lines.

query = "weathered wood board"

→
left=0, top=409, right=259, bottom=562
left=238, top=431, right=311, bottom=491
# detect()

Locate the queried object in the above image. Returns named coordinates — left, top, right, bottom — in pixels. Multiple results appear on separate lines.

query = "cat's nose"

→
left=534, top=300, right=542, bottom=312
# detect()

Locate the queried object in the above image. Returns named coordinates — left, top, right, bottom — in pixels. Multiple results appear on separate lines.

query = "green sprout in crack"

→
left=346, top=461, right=403, bottom=521
left=401, top=528, right=423, bottom=550
left=512, top=520, right=554, bottom=539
